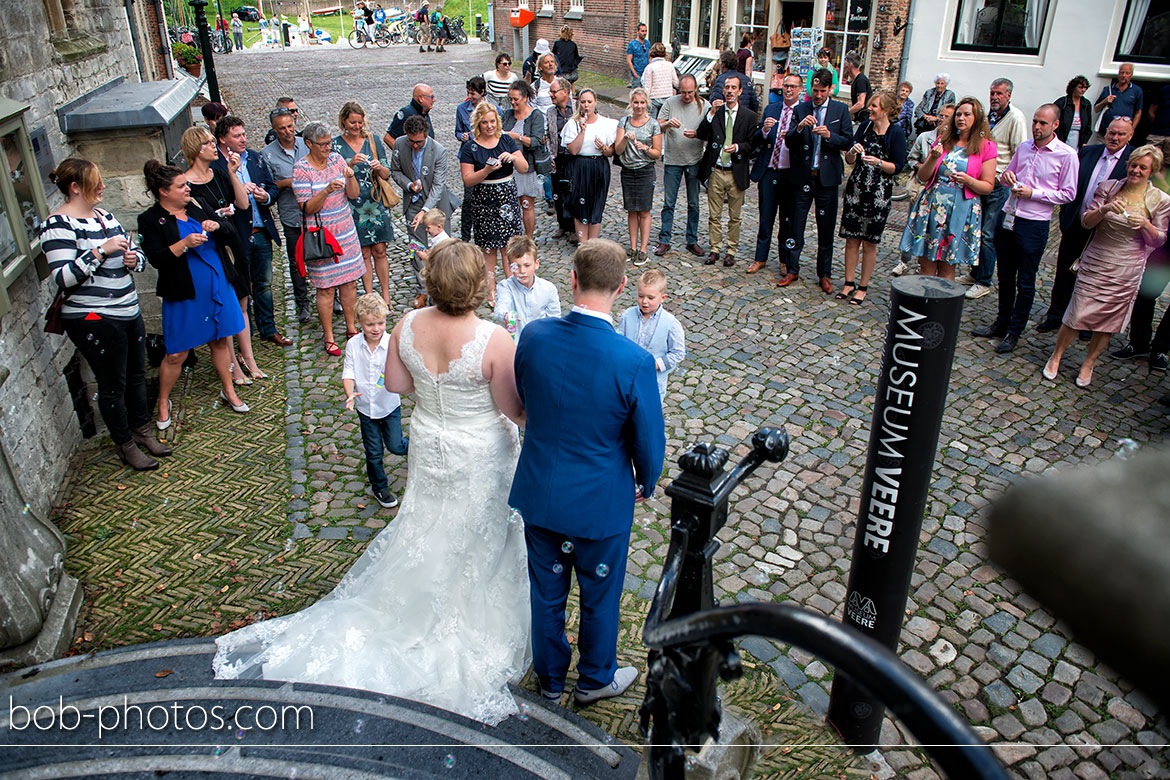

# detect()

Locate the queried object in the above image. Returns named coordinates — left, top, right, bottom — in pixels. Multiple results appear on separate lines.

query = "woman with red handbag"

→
left=41, top=158, right=170, bottom=471
left=294, top=121, right=366, bottom=356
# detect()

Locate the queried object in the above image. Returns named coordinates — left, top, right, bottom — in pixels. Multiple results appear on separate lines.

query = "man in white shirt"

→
left=1039, top=118, right=1133, bottom=332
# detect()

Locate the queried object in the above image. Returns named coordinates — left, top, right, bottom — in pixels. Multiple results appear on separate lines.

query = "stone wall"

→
left=0, top=0, right=140, bottom=516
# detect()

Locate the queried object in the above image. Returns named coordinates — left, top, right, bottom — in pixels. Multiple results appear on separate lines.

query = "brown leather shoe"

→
left=746, top=261, right=766, bottom=274
left=412, top=293, right=428, bottom=309
left=775, top=273, right=799, bottom=287
left=263, top=333, right=293, bottom=346
left=722, top=254, right=735, bottom=267
left=687, top=243, right=705, bottom=257
left=704, top=251, right=718, bottom=266
left=653, top=242, right=669, bottom=256
left=819, top=277, right=834, bottom=294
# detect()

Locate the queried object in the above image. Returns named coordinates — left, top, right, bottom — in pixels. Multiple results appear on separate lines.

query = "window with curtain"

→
left=951, top=0, right=1050, bottom=54
left=1115, top=0, right=1170, bottom=64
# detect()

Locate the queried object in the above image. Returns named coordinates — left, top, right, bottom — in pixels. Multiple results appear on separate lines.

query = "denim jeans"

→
left=994, top=213, right=1050, bottom=336
left=357, top=408, right=408, bottom=493
left=247, top=233, right=276, bottom=337
left=658, top=162, right=701, bottom=246
left=976, top=182, right=1010, bottom=285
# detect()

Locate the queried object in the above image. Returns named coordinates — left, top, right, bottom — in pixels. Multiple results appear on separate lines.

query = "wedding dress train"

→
left=213, top=312, right=531, bottom=725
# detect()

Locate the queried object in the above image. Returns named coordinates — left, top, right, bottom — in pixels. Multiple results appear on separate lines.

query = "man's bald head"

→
left=413, top=84, right=436, bottom=113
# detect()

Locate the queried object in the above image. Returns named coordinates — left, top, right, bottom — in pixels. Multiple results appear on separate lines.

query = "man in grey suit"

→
left=390, top=115, right=460, bottom=309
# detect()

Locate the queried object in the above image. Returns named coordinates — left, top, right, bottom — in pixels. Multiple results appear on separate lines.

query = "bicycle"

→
left=448, top=16, right=468, bottom=44
left=210, top=29, right=232, bottom=53
left=348, top=20, right=387, bottom=48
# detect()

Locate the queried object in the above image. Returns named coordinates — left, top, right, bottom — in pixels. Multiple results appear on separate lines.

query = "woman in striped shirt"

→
left=40, top=159, right=171, bottom=471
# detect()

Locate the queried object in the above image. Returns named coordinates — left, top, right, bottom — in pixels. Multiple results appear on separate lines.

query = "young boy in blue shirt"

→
left=618, top=269, right=686, bottom=401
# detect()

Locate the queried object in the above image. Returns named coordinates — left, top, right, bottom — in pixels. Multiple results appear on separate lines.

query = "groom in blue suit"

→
left=511, top=239, right=666, bottom=704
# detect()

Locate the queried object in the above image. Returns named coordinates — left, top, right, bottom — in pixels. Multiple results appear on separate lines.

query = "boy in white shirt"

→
left=343, top=293, right=408, bottom=508
left=494, top=235, right=561, bottom=337
left=415, top=208, right=452, bottom=265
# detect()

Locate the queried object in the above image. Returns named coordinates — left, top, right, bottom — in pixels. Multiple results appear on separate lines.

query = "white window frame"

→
left=1099, top=0, right=1170, bottom=80
left=938, top=0, right=1054, bottom=65
left=569, top=0, right=584, bottom=13
left=0, top=98, right=50, bottom=317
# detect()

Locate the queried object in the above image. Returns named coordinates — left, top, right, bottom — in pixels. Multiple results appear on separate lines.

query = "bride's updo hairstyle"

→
left=426, top=239, right=487, bottom=315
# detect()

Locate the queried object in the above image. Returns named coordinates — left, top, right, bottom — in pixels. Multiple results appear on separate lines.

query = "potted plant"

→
left=174, top=42, right=202, bottom=77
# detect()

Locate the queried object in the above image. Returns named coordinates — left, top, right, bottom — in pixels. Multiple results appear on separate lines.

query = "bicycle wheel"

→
left=348, top=29, right=365, bottom=48
left=455, top=29, right=467, bottom=44
left=375, top=27, right=391, bottom=47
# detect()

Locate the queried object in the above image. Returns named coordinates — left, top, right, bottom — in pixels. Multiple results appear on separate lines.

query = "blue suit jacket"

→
left=783, top=98, right=853, bottom=187
left=212, top=149, right=281, bottom=246
left=1060, top=143, right=1131, bottom=233
left=510, top=311, right=666, bottom=540
left=749, top=100, right=798, bottom=183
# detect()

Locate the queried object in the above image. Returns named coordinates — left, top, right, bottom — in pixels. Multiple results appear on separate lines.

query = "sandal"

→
left=324, top=340, right=341, bottom=357
left=835, top=281, right=856, bottom=301
left=849, top=285, right=869, bottom=305
left=345, top=330, right=360, bottom=339
left=237, top=355, right=269, bottom=380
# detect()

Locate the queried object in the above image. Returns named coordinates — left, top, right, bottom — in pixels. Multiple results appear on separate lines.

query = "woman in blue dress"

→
left=138, top=159, right=250, bottom=426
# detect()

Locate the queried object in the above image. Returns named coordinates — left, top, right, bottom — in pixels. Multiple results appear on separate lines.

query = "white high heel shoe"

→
left=219, top=389, right=250, bottom=414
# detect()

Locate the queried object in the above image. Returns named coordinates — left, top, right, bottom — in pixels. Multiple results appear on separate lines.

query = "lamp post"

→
left=189, top=0, right=222, bottom=103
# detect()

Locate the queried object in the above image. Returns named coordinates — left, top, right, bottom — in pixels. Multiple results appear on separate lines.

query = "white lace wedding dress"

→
left=213, top=312, right=531, bottom=725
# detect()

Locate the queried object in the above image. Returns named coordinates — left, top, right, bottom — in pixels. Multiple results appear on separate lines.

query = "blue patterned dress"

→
left=899, top=146, right=983, bottom=266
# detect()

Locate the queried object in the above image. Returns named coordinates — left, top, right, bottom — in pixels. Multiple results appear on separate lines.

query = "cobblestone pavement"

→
left=57, top=41, right=1170, bottom=779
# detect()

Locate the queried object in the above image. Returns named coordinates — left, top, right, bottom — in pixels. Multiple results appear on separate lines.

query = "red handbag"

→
left=295, top=206, right=343, bottom=276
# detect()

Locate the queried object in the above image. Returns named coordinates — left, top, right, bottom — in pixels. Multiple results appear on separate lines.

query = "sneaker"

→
left=632, top=251, right=649, bottom=266
left=536, top=681, right=562, bottom=702
left=1150, top=352, right=1168, bottom=371
left=891, top=260, right=910, bottom=276
left=370, top=486, right=398, bottom=508
left=955, top=273, right=976, bottom=285
left=965, top=283, right=992, bottom=300
left=1111, top=344, right=1147, bottom=359
left=573, top=666, right=639, bottom=705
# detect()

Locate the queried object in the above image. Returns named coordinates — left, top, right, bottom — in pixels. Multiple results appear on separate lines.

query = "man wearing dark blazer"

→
left=697, top=73, right=758, bottom=267
left=511, top=239, right=665, bottom=705
left=1038, top=117, right=1134, bottom=332
left=748, top=71, right=803, bottom=282
left=213, top=115, right=291, bottom=345
left=784, top=68, right=853, bottom=294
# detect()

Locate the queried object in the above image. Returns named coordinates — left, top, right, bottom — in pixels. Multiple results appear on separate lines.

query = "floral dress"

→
left=332, top=135, right=396, bottom=246
left=840, top=123, right=895, bottom=244
left=899, top=146, right=982, bottom=266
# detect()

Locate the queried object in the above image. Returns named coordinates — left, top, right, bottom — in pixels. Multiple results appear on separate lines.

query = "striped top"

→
left=41, top=209, right=141, bottom=320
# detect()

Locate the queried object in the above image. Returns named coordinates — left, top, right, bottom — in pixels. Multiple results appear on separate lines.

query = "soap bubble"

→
left=785, top=238, right=796, bottom=249
left=444, top=754, right=456, bottom=769
left=212, top=746, right=225, bottom=756
left=22, top=503, right=30, bottom=515
left=596, top=563, right=609, bottom=577
left=518, top=703, right=529, bottom=721
left=235, top=729, right=245, bottom=740
left=552, top=562, right=564, bottom=574
left=1116, top=438, right=1139, bottom=460
left=561, top=541, right=574, bottom=554
left=354, top=718, right=364, bottom=734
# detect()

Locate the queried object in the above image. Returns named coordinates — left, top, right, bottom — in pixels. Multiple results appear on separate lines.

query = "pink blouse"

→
left=925, top=138, right=998, bottom=199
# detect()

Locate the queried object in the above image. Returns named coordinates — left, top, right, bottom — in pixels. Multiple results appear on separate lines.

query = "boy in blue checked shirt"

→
left=618, top=269, right=686, bottom=401
left=494, top=235, right=561, bottom=337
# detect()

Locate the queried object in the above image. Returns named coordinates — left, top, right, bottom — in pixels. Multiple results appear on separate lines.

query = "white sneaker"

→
left=891, top=261, right=910, bottom=276
left=965, top=283, right=992, bottom=300
left=573, top=666, right=639, bottom=705
left=955, top=273, right=976, bottom=285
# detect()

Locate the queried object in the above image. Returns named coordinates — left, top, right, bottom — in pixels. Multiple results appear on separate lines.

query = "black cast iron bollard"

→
left=827, top=276, right=966, bottom=747
left=189, top=0, right=222, bottom=103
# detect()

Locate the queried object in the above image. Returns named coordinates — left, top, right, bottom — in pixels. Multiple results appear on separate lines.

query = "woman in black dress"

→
left=552, top=25, right=580, bottom=83
left=838, top=89, right=907, bottom=304
left=459, top=101, right=528, bottom=305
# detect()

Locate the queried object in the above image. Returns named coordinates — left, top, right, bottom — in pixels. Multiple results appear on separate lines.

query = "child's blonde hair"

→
left=505, top=234, right=538, bottom=262
left=354, top=292, right=389, bottom=321
left=638, top=268, right=667, bottom=293
left=422, top=208, right=447, bottom=229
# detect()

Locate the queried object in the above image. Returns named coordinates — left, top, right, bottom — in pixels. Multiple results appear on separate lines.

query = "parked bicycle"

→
left=348, top=19, right=391, bottom=48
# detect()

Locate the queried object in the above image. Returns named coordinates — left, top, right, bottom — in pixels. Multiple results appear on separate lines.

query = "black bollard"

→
left=189, top=0, right=221, bottom=103
left=827, top=277, right=965, bottom=747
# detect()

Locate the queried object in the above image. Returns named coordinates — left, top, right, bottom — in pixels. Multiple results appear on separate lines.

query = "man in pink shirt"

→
left=972, top=104, right=1079, bottom=354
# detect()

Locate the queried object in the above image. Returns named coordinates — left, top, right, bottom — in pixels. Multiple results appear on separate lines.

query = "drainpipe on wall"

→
left=898, top=0, right=915, bottom=83
left=155, top=0, right=175, bottom=79
left=123, top=0, right=146, bottom=81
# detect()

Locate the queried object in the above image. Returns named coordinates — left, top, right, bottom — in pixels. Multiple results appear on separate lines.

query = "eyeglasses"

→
left=308, top=139, right=331, bottom=147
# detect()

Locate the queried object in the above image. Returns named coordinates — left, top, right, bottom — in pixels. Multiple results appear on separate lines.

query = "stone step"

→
left=0, top=638, right=638, bottom=779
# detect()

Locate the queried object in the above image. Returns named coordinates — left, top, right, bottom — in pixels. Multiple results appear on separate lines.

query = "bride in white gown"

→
left=213, top=240, right=531, bottom=726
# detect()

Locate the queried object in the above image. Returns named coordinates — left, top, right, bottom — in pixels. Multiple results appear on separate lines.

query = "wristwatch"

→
left=94, top=246, right=105, bottom=259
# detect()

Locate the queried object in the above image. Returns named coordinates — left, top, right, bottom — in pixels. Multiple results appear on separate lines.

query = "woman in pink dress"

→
left=1044, top=145, right=1170, bottom=387
left=294, top=121, right=367, bottom=356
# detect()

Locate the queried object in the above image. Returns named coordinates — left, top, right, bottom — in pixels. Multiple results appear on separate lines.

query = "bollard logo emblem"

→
left=851, top=701, right=873, bottom=718
left=921, top=321, right=945, bottom=349
left=846, top=591, right=877, bottom=629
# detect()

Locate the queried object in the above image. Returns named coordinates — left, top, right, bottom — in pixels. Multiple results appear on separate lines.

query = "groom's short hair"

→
left=573, top=239, right=626, bottom=294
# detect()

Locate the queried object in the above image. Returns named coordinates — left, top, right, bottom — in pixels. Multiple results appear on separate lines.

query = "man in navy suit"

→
left=511, top=239, right=666, bottom=705
left=748, top=71, right=803, bottom=283
left=784, top=69, right=853, bottom=294
left=214, top=115, right=291, bottom=345
left=1038, top=117, right=1134, bottom=332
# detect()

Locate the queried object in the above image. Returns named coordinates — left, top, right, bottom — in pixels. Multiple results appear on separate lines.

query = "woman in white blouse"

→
left=561, top=89, right=618, bottom=243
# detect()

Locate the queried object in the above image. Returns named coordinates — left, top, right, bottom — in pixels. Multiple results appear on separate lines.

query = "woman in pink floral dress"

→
left=294, top=122, right=367, bottom=356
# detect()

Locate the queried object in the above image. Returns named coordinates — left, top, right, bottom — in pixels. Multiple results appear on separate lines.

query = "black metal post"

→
left=189, top=0, right=221, bottom=103
left=827, top=277, right=965, bottom=747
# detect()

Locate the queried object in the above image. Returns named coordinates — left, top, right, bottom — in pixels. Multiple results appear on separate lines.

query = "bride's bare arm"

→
left=483, top=327, right=525, bottom=426
left=384, top=318, right=415, bottom=394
